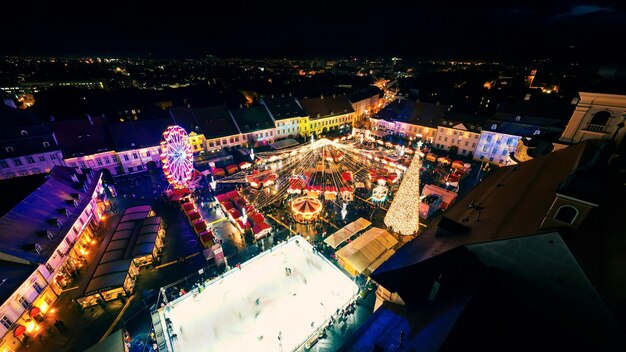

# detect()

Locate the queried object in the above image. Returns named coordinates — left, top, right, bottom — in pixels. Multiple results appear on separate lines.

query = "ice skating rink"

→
left=160, top=236, right=358, bottom=352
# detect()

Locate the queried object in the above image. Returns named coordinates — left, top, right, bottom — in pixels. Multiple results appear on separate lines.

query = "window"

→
left=80, top=161, right=86, bottom=168
left=43, top=142, right=50, bottom=148
left=489, top=157, right=494, bottom=162
left=39, top=156, right=46, bottom=162
left=590, top=111, right=611, bottom=126
left=444, top=137, right=448, bottom=142
left=486, top=135, right=492, bottom=143
left=438, top=136, right=442, bottom=141
left=96, top=158, right=103, bottom=166
left=533, top=129, right=541, bottom=136
left=491, top=124, right=497, bottom=130
left=462, top=149, right=466, bottom=154
left=146, top=150, right=151, bottom=157
left=472, top=143, right=476, bottom=148
left=18, top=296, right=29, bottom=309
left=25, top=156, right=35, bottom=164
left=5, top=147, right=13, bottom=153
left=132, top=153, right=138, bottom=159
left=32, top=281, right=43, bottom=293
left=1, top=315, right=12, bottom=329
left=555, top=205, right=578, bottom=224
left=50, top=154, right=57, bottom=160
left=21, top=130, right=28, bottom=136
left=465, top=141, right=469, bottom=147
left=502, top=150, right=508, bottom=156
left=105, top=156, right=111, bottom=164
left=123, top=155, right=130, bottom=161
left=128, top=167, right=134, bottom=172
left=0, top=161, right=7, bottom=168
left=13, top=158, right=22, bottom=166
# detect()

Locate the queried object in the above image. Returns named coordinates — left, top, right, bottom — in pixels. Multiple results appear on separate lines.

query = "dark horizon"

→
left=2, top=1, right=625, bottom=64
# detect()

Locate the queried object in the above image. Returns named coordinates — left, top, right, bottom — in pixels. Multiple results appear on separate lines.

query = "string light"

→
left=217, top=138, right=408, bottom=210
left=384, top=152, right=421, bottom=235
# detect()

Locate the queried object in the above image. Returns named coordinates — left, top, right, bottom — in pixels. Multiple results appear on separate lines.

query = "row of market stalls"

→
left=208, top=161, right=253, bottom=178
left=76, top=206, right=165, bottom=307
left=419, top=184, right=459, bottom=219
left=287, top=172, right=355, bottom=202
left=323, top=218, right=372, bottom=249
left=215, top=190, right=272, bottom=240
left=334, top=227, right=398, bottom=277
left=180, top=198, right=215, bottom=248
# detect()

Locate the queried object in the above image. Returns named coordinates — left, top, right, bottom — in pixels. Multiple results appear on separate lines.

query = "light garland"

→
left=217, top=138, right=409, bottom=209
left=384, top=152, right=421, bottom=235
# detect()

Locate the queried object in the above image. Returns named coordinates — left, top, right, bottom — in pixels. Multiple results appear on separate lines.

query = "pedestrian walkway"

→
left=320, top=216, right=340, bottom=229
left=154, top=252, right=202, bottom=269
left=267, top=214, right=297, bottom=235
left=354, top=195, right=388, bottom=211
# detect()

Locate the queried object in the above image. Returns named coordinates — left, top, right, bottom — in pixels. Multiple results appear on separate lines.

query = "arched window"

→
left=491, top=124, right=497, bottom=130
left=555, top=205, right=578, bottom=224
left=590, top=111, right=611, bottom=126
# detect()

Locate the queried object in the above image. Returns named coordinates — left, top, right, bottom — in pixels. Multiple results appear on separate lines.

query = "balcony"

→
left=583, top=124, right=608, bottom=134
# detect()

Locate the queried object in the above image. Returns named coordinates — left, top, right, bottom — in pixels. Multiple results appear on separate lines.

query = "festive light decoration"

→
left=161, top=125, right=194, bottom=189
left=371, top=185, right=388, bottom=202
left=217, top=138, right=408, bottom=209
left=210, top=175, right=217, bottom=190
left=384, top=152, right=422, bottom=235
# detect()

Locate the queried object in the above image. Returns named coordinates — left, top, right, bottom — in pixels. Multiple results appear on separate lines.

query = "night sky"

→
left=3, top=0, right=625, bottom=61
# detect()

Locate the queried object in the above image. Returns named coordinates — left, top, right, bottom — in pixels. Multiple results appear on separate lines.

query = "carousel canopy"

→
left=291, top=197, right=322, bottom=215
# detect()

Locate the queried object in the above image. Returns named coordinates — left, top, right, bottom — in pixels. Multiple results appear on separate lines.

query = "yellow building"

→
left=299, top=95, right=355, bottom=137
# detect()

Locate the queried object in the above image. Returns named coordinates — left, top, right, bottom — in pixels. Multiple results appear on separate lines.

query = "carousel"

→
left=290, top=196, right=323, bottom=223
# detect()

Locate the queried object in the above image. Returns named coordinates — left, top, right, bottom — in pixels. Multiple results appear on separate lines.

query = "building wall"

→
left=205, top=134, right=245, bottom=152
left=117, top=146, right=161, bottom=174
left=473, top=131, right=521, bottom=165
left=275, top=117, right=306, bottom=139
left=64, top=150, right=121, bottom=176
left=0, top=172, right=104, bottom=351
left=188, top=132, right=205, bottom=156
left=309, top=113, right=353, bottom=136
left=369, top=118, right=437, bottom=143
left=247, top=128, right=276, bottom=147
left=434, top=125, right=480, bottom=156
left=0, top=150, right=64, bottom=179
left=560, top=92, right=626, bottom=145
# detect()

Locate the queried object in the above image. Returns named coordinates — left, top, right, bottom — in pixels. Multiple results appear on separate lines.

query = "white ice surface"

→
left=160, top=236, right=358, bottom=352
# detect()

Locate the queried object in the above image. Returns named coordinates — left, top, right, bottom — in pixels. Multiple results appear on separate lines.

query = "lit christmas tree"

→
left=384, top=153, right=421, bottom=235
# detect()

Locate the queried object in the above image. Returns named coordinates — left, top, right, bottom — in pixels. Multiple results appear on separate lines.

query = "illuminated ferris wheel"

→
left=161, top=125, right=194, bottom=189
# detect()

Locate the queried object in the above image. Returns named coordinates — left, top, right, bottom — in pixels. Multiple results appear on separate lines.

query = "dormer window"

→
left=43, top=142, right=50, bottom=148
left=491, top=124, right=497, bottom=130
left=5, top=147, right=13, bottom=153
left=533, top=129, right=541, bottom=135
left=554, top=205, right=578, bottom=224
left=590, top=111, right=611, bottom=126
left=515, top=116, right=521, bottom=122
left=20, top=130, right=28, bottom=136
